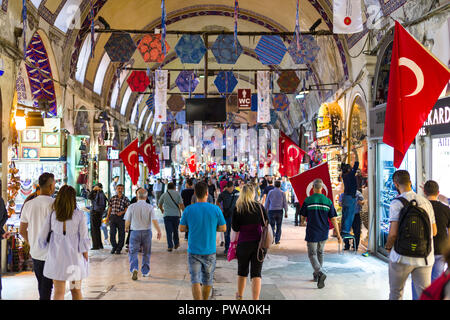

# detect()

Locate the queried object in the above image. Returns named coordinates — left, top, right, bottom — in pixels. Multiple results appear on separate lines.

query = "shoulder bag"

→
left=46, top=212, right=53, bottom=243
left=167, top=191, right=182, bottom=217
left=257, top=203, right=273, bottom=262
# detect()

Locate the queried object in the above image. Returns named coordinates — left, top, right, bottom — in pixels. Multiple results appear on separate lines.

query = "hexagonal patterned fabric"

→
left=104, top=33, right=137, bottom=63
left=214, top=71, right=238, bottom=94
left=254, top=35, right=287, bottom=65
left=175, top=35, right=207, bottom=64
left=175, top=71, right=200, bottom=93
left=211, top=34, right=243, bottom=64
left=137, top=34, right=170, bottom=63
left=287, top=34, right=320, bottom=65
left=272, top=93, right=290, bottom=111
left=277, top=71, right=300, bottom=93
left=127, top=71, right=150, bottom=92
left=226, top=94, right=239, bottom=113
left=167, top=95, right=185, bottom=112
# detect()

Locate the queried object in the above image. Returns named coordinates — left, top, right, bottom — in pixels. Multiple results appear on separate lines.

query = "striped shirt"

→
left=300, top=193, right=337, bottom=242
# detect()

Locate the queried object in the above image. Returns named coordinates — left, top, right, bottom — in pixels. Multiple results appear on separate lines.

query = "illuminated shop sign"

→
left=419, top=96, right=450, bottom=136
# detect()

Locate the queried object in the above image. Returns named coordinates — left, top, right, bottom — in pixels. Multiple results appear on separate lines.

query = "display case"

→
left=376, top=143, right=416, bottom=256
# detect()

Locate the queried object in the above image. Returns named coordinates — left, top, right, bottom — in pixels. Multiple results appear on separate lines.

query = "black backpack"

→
left=394, top=197, right=432, bottom=265
left=93, top=191, right=107, bottom=212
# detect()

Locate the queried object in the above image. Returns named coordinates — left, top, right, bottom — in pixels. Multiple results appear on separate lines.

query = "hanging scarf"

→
left=155, top=69, right=168, bottom=122
left=22, top=0, right=27, bottom=60
left=257, top=71, right=271, bottom=123
left=161, top=0, right=167, bottom=56
left=90, top=0, right=95, bottom=58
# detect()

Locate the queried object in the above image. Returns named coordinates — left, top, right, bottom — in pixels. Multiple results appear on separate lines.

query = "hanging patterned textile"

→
left=272, top=93, right=290, bottom=111
left=138, top=34, right=170, bottom=63
left=214, top=71, right=238, bottom=94
left=251, top=93, right=258, bottom=112
left=127, top=71, right=150, bottom=92
left=255, top=36, right=287, bottom=65
left=175, top=71, right=199, bottom=93
left=257, top=71, right=271, bottom=123
left=167, top=95, right=185, bottom=112
left=211, top=35, right=243, bottom=64
left=174, top=35, right=206, bottom=64
left=145, top=94, right=154, bottom=112
left=154, top=69, right=168, bottom=122
left=175, top=110, right=186, bottom=125
left=277, top=71, right=300, bottom=93
left=226, top=94, right=239, bottom=113
left=161, top=0, right=167, bottom=56
left=287, top=34, right=320, bottom=65
left=104, top=33, right=137, bottom=63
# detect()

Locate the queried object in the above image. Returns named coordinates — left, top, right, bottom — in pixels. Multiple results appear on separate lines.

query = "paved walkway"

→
left=2, top=208, right=412, bottom=300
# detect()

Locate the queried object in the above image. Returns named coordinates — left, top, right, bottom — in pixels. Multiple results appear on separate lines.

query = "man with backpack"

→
left=88, top=183, right=108, bottom=250
left=385, top=170, right=437, bottom=300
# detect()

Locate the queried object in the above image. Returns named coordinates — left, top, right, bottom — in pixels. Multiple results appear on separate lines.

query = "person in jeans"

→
left=125, top=189, right=162, bottom=280
left=385, top=170, right=437, bottom=300
left=38, top=185, right=90, bottom=300
left=180, top=182, right=226, bottom=300
left=181, top=179, right=195, bottom=241
left=88, top=183, right=108, bottom=250
left=411, top=180, right=450, bottom=299
left=126, top=188, right=151, bottom=251
left=338, top=189, right=365, bottom=251
left=216, top=181, right=240, bottom=255
left=159, top=182, right=184, bottom=252
left=19, top=173, right=56, bottom=300
left=0, top=197, right=11, bottom=299
left=265, top=180, right=288, bottom=245
left=341, top=149, right=359, bottom=238
left=300, top=179, right=342, bottom=289
left=154, top=179, right=163, bottom=204
left=232, top=184, right=268, bottom=300
left=105, top=184, right=130, bottom=254
left=260, top=179, right=274, bottom=204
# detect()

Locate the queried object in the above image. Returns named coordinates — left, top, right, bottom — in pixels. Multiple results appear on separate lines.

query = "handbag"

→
left=257, top=204, right=273, bottom=262
left=46, top=212, right=53, bottom=243
left=227, top=229, right=240, bottom=262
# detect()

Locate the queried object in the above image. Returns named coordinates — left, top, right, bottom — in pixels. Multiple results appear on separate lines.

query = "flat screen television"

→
left=185, top=98, right=227, bottom=122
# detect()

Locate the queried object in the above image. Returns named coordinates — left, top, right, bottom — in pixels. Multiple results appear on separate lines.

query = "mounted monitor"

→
left=185, top=98, right=227, bottom=122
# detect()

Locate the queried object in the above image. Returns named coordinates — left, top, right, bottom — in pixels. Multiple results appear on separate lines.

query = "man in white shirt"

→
left=125, top=189, right=161, bottom=280
left=19, top=173, right=56, bottom=300
left=385, top=170, right=438, bottom=300
left=153, top=179, right=163, bottom=205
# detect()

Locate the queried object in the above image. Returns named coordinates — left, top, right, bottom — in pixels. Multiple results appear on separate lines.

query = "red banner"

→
left=138, top=135, right=153, bottom=170
left=119, top=138, right=140, bottom=185
left=279, top=131, right=306, bottom=177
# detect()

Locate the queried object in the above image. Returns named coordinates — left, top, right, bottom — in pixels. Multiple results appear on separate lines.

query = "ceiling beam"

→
left=94, top=29, right=334, bottom=36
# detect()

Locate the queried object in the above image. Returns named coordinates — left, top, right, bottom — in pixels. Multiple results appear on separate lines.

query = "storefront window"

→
left=376, top=143, right=416, bottom=256
left=432, top=137, right=450, bottom=196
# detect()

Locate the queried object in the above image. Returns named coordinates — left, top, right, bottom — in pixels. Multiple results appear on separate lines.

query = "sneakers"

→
left=132, top=270, right=138, bottom=281
left=220, top=241, right=224, bottom=247
left=115, top=250, right=121, bottom=255
left=317, top=273, right=327, bottom=289
left=167, top=248, right=173, bottom=252
left=142, top=273, right=150, bottom=277
left=174, top=243, right=180, bottom=250
left=111, top=248, right=116, bottom=254
left=313, top=274, right=319, bottom=282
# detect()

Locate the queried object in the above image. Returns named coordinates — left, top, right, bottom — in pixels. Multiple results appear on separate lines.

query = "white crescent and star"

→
left=143, top=144, right=152, bottom=156
left=287, top=145, right=300, bottom=162
left=128, top=151, right=138, bottom=168
left=306, top=181, right=329, bottom=197
left=399, top=57, right=424, bottom=97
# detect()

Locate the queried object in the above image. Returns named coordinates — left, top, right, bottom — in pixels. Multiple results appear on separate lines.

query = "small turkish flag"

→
left=279, top=131, right=306, bottom=177
left=119, top=138, right=140, bottom=185
left=289, top=162, right=334, bottom=229
left=151, top=144, right=160, bottom=175
left=188, top=154, right=197, bottom=173
left=138, top=135, right=153, bottom=172
left=383, top=21, right=450, bottom=168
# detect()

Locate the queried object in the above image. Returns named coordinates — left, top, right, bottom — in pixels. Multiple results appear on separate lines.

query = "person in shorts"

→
left=180, top=182, right=226, bottom=300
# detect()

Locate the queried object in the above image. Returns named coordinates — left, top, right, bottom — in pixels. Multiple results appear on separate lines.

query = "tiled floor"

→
left=1, top=208, right=412, bottom=300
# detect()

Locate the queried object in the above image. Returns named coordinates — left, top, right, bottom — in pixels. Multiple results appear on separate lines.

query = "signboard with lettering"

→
left=107, top=147, right=119, bottom=160
left=238, top=89, right=251, bottom=108
left=419, top=96, right=450, bottom=136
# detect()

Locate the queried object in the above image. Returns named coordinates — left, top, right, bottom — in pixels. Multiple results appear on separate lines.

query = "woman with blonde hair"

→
left=39, top=185, right=90, bottom=300
left=231, top=184, right=268, bottom=300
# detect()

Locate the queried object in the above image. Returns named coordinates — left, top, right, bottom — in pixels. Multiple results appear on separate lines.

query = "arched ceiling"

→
left=31, top=0, right=352, bottom=134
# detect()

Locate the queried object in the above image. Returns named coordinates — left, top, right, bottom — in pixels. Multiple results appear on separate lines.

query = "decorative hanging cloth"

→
left=226, top=94, right=239, bottom=113
left=257, top=71, right=271, bottom=123
left=175, top=71, right=199, bottom=93
left=167, top=95, right=185, bottom=112
left=211, top=35, right=243, bottom=64
left=277, top=71, right=300, bottom=93
left=104, top=33, right=137, bottom=63
left=214, top=71, right=238, bottom=94
left=254, top=35, right=287, bottom=65
left=175, top=35, right=207, bottom=64
left=137, top=34, right=170, bottom=63
left=251, top=93, right=258, bottom=112
left=288, top=34, right=320, bottom=65
left=154, top=69, right=168, bottom=122
left=127, top=71, right=150, bottom=92
left=145, top=94, right=154, bottom=112
left=175, top=110, right=186, bottom=125
left=272, top=93, right=290, bottom=111
left=269, top=109, right=278, bottom=125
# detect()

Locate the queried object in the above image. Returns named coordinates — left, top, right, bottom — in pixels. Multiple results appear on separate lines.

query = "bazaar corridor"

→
left=2, top=209, right=400, bottom=300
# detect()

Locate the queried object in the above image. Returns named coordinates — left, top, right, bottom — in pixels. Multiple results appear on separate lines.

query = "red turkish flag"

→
left=138, top=135, right=153, bottom=169
left=119, top=138, right=140, bottom=185
left=151, top=144, right=160, bottom=175
left=289, top=162, right=334, bottom=229
left=279, top=131, right=306, bottom=177
left=383, top=21, right=450, bottom=168
left=188, top=154, right=197, bottom=173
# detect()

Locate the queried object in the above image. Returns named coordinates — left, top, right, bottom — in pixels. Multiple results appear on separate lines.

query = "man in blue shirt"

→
left=180, top=182, right=226, bottom=300
left=265, top=180, right=289, bottom=244
left=300, top=179, right=342, bottom=289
